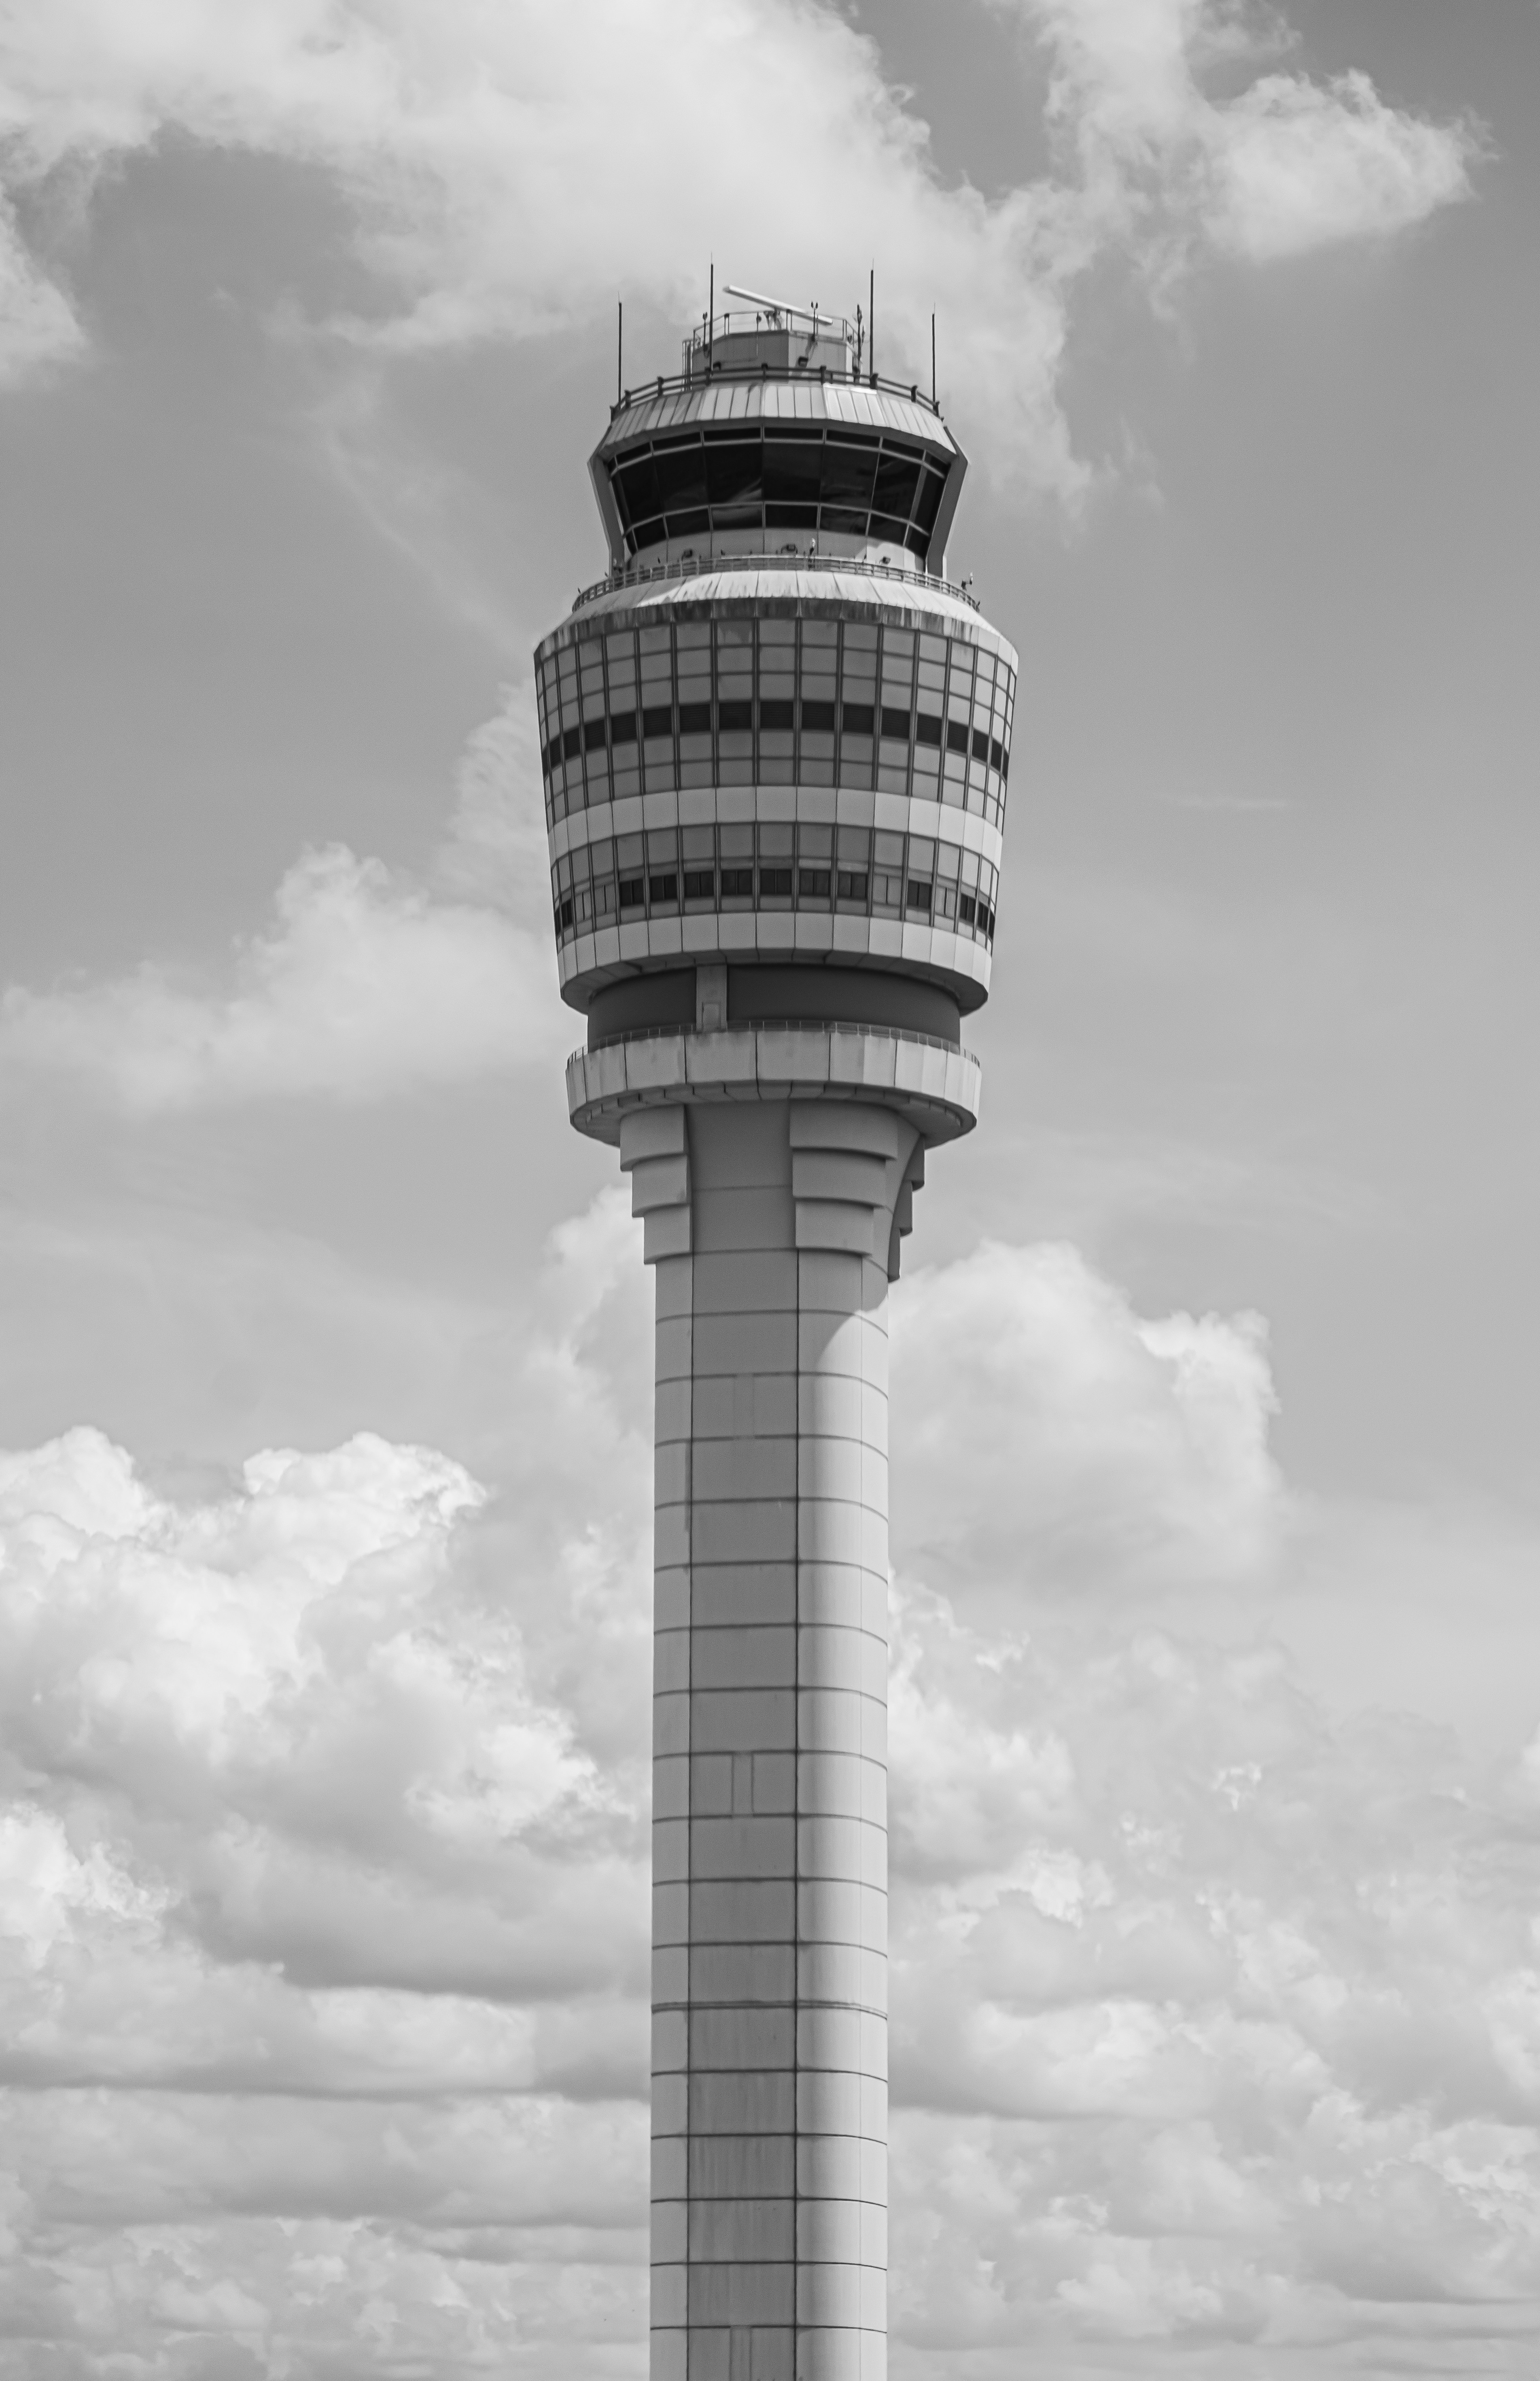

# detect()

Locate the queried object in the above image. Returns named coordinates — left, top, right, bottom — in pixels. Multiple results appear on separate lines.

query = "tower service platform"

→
left=533, top=297, right=1016, bottom=2381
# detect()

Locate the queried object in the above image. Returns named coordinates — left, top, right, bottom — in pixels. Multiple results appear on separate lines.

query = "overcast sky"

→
left=1, top=3, right=1538, bottom=2376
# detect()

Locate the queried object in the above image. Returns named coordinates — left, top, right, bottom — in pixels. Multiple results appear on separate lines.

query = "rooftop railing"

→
left=572, top=547, right=980, bottom=615
left=611, top=356, right=944, bottom=423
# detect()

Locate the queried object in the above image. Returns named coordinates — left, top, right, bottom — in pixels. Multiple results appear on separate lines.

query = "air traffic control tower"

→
left=534, top=297, right=1015, bottom=2381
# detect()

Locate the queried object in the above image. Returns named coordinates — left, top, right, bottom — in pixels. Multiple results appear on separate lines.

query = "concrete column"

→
left=640, top=1096, right=912, bottom=2381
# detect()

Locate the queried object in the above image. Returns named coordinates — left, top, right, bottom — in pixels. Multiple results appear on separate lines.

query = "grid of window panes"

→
left=604, top=427, right=949, bottom=558
left=549, top=822, right=1000, bottom=950
left=536, top=619, right=1014, bottom=828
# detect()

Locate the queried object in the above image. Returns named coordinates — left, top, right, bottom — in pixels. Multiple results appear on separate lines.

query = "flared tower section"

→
left=533, top=298, right=1016, bottom=2381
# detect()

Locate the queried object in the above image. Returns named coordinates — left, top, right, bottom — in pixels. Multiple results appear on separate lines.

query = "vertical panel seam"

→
left=791, top=1106, right=802, bottom=2366
left=683, top=1112, right=695, bottom=2363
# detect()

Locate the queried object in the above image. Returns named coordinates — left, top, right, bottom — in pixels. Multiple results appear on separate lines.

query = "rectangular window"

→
left=642, top=704, right=673, bottom=741
left=757, top=821, right=793, bottom=906
left=677, top=701, right=711, bottom=736
left=589, top=837, right=616, bottom=924
left=914, top=713, right=942, bottom=749
left=719, top=698, right=753, bottom=732
left=837, top=871, right=868, bottom=904
left=616, top=831, right=644, bottom=914
left=719, top=821, right=754, bottom=906
left=585, top=717, right=607, bottom=753
left=842, top=702, right=874, bottom=737
left=681, top=825, right=714, bottom=906
left=872, top=830, right=906, bottom=915
left=909, top=836, right=936, bottom=873
left=837, top=825, right=872, bottom=869
left=760, top=698, right=794, bottom=732
left=610, top=710, right=637, bottom=746
left=801, top=698, right=836, bottom=734
left=797, top=823, right=832, bottom=904
left=880, top=705, right=911, bottom=741
left=946, top=719, right=969, bottom=754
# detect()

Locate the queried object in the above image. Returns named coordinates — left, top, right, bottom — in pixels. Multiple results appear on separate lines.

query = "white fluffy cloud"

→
left=1, top=1215, right=1537, bottom=2375
left=0, top=685, right=570, bottom=1112
left=1018, top=0, right=1476, bottom=272
left=892, top=1239, right=1285, bottom=1609
left=0, top=194, right=82, bottom=385
left=0, top=835, right=567, bottom=1111
left=0, top=0, right=1477, bottom=497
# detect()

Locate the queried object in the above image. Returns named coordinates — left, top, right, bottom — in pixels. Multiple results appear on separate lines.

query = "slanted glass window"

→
left=605, top=425, right=954, bottom=562
left=705, top=440, right=762, bottom=522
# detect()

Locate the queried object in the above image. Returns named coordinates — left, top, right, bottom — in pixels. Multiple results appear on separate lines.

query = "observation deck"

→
left=592, top=306, right=965, bottom=576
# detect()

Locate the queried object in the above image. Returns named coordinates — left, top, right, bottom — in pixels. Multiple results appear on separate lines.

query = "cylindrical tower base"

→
left=570, top=1019, right=980, bottom=2381
left=648, top=1099, right=906, bottom=2381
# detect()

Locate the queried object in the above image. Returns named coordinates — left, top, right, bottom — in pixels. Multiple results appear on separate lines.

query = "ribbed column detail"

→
left=646, top=1096, right=911, bottom=2381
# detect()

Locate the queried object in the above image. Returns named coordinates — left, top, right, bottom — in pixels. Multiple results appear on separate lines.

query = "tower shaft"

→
left=649, top=1099, right=904, bottom=2381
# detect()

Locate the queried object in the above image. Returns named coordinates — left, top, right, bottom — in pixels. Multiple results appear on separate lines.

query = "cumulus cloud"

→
left=0, top=0, right=1478, bottom=496
left=1018, top=0, right=1477, bottom=276
left=1207, top=67, right=1479, bottom=261
left=892, top=1238, right=1286, bottom=1609
left=2, top=1218, right=1538, bottom=2375
left=887, top=1595, right=1540, bottom=2365
left=0, top=838, right=568, bottom=1110
left=0, top=1193, right=654, bottom=2374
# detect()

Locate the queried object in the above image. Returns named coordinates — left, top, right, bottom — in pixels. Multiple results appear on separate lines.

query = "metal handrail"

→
left=612, top=360, right=943, bottom=421
left=572, top=548, right=980, bottom=616
left=571, top=1017, right=979, bottom=1065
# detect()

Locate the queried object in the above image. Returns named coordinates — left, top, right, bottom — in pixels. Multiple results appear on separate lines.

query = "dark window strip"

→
left=554, top=834, right=998, bottom=950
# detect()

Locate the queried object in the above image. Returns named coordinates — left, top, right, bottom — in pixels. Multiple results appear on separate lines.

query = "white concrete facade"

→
left=644, top=1097, right=903, bottom=2381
